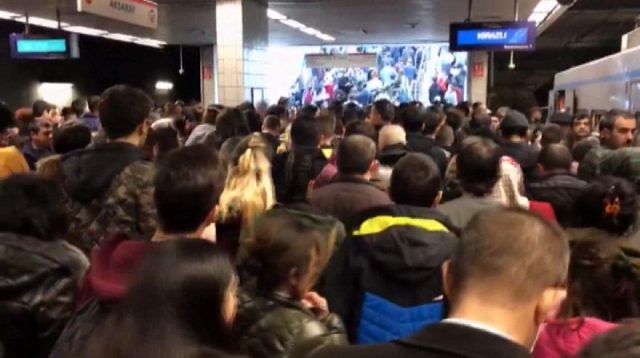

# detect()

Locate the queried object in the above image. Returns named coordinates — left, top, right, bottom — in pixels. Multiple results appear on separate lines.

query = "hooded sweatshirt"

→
left=321, top=205, right=457, bottom=344
left=532, top=318, right=618, bottom=358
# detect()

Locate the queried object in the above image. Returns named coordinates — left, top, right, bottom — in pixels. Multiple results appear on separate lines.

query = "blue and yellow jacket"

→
left=321, top=204, right=458, bottom=344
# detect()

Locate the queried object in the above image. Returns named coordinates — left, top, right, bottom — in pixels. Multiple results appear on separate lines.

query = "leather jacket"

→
left=0, top=232, right=88, bottom=357
left=234, top=291, right=347, bottom=358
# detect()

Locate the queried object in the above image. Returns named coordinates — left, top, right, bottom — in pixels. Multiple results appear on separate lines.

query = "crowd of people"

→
left=0, top=85, right=640, bottom=358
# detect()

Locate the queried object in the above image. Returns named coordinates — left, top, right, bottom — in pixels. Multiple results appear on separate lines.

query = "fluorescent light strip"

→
left=0, top=8, right=166, bottom=48
left=268, top=8, right=336, bottom=42
left=528, top=0, right=560, bottom=27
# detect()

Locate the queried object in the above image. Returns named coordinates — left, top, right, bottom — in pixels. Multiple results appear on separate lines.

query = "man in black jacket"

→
left=527, top=144, right=587, bottom=227
left=309, top=208, right=570, bottom=358
left=402, top=106, right=448, bottom=177
left=499, top=110, right=539, bottom=182
left=322, top=153, right=456, bottom=344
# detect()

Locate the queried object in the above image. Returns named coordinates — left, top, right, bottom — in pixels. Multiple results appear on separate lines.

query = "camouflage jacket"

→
left=67, top=161, right=156, bottom=255
left=578, top=145, right=611, bottom=182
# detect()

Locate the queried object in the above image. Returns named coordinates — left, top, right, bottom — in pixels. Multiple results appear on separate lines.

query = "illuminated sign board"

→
left=450, top=21, right=536, bottom=52
left=10, top=34, right=71, bottom=59
left=77, top=0, right=158, bottom=29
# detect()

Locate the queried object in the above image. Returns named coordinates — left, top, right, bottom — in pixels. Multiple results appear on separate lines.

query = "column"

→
left=200, top=46, right=216, bottom=105
left=469, top=51, right=489, bottom=105
left=215, top=0, right=268, bottom=106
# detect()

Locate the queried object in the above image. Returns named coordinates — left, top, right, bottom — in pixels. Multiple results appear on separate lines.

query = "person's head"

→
left=400, top=106, right=424, bottom=133
left=71, top=98, right=87, bottom=117
left=423, top=107, right=446, bottom=136
left=444, top=208, right=570, bottom=348
left=495, top=106, right=510, bottom=121
left=456, top=136, right=501, bottom=197
left=61, top=107, right=77, bottom=123
left=572, top=139, right=598, bottom=163
left=342, top=102, right=365, bottom=124
left=472, top=102, right=487, bottom=117
left=262, top=114, right=281, bottom=135
left=290, top=115, right=320, bottom=148
left=0, top=174, right=67, bottom=240
left=87, top=240, right=237, bottom=357
left=0, top=102, right=15, bottom=143
left=29, top=120, right=53, bottom=149
left=242, top=109, right=262, bottom=133
left=436, top=124, right=455, bottom=148
left=344, top=120, right=376, bottom=142
left=316, top=115, right=335, bottom=146
left=528, top=106, right=543, bottom=124
left=154, top=145, right=227, bottom=236
left=572, top=113, right=592, bottom=140
left=559, top=239, right=640, bottom=322
left=245, top=208, right=329, bottom=298
left=575, top=176, right=637, bottom=236
left=390, top=153, right=442, bottom=207
left=446, top=108, right=464, bottom=132
left=266, top=104, right=286, bottom=124
left=100, top=85, right=152, bottom=144
left=215, top=108, right=250, bottom=148
left=203, top=105, right=221, bottom=126
left=300, top=104, right=319, bottom=118
left=218, top=134, right=275, bottom=236
left=541, top=123, right=566, bottom=148
left=499, top=110, right=529, bottom=140
left=577, top=323, right=640, bottom=358
left=52, top=124, right=91, bottom=154
left=368, top=99, right=395, bottom=128
left=146, top=127, right=179, bottom=160
left=600, top=109, right=637, bottom=149
left=32, top=100, right=52, bottom=120
left=378, top=124, right=406, bottom=152
left=538, top=143, right=573, bottom=173
left=455, top=102, right=471, bottom=118
left=337, top=134, right=377, bottom=177
left=87, top=95, right=101, bottom=115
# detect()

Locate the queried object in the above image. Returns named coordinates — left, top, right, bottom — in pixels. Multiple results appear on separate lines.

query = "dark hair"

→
left=342, top=103, right=365, bottom=124
left=501, top=125, right=528, bottom=138
left=446, top=109, right=464, bottom=132
left=154, top=145, right=227, bottom=234
left=263, top=115, right=281, bottom=132
left=373, top=99, right=395, bottom=123
left=300, top=104, right=318, bottom=118
left=147, top=127, right=180, bottom=160
left=423, top=107, right=445, bottom=135
left=243, top=109, right=262, bottom=133
left=472, top=102, right=484, bottom=112
left=337, top=134, right=376, bottom=175
left=87, top=96, right=101, bottom=113
left=449, top=208, right=569, bottom=303
left=455, top=102, right=471, bottom=117
left=290, top=115, right=319, bottom=147
left=99, top=85, right=152, bottom=140
left=203, top=106, right=221, bottom=125
left=467, top=114, right=494, bottom=139
left=575, top=176, right=637, bottom=236
left=215, top=108, right=250, bottom=148
left=539, top=143, right=573, bottom=171
left=32, top=100, right=51, bottom=118
left=541, top=123, right=565, bottom=147
left=390, top=153, right=441, bottom=207
left=572, top=139, right=598, bottom=163
left=400, top=106, right=424, bottom=133
left=457, top=136, right=501, bottom=196
left=316, top=115, right=335, bottom=139
left=237, top=101, right=256, bottom=114
left=0, top=101, right=15, bottom=133
left=573, top=113, right=590, bottom=125
left=265, top=105, right=285, bottom=119
left=28, top=120, right=51, bottom=135
left=578, top=323, right=640, bottom=358
left=245, top=209, right=328, bottom=297
left=71, top=98, right=87, bottom=117
left=86, top=240, right=236, bottom=357
left=344, top=120, right=376, bottom=141
left=0, top=174, right=68, bottom=240
left=559, top=240, right=640, bottom=322
left=53, top=124, right=91, bottom=154
left=600, top=109, right=635, bottom=132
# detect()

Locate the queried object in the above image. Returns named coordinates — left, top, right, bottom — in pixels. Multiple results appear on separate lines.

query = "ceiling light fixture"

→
left=0, top=10, right=19, bottom=20
left=15, top=16, right=69, bottom=29
left=63, top=26, right=108, bottom=37
left=267, top=8, right=336, bottom=42
left=103, top=33, right=138, bottom=42
left=155, top=81, right=174, bottom=91
left=528, top=0, right=560, bottom=27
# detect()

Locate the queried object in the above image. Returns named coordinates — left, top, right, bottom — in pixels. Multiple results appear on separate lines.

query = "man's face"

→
left=33, top=125, right=53, bottom=148
left=573, top=118, right=592, bottom=139
left=606, top=116, right=637, bottom=149
left=367, top=107, right=383, bottom=127
left=531, top=111, right=542, bottom=123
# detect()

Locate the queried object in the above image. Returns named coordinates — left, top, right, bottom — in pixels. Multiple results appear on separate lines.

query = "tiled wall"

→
left=470, top=51, right=488, bottom=105
left=215, top=0, right=268, bottom=106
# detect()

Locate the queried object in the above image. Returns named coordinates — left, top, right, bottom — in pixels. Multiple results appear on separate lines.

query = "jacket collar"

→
left=396, top=322, right=531, bottom=358
left=331, top=173, right=374, bottom=186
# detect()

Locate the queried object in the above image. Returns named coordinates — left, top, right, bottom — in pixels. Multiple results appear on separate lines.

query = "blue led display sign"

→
left=450, top=22, right=536, bottom=52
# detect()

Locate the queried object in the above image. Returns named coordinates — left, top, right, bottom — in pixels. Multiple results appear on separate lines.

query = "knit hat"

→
left=500, top=110, right=529, bottom=131
left=549, top=112, right=573, bottom=126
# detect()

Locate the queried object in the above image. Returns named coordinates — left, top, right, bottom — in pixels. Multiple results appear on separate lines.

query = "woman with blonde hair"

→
left=217, top=133, right=275, bottom=258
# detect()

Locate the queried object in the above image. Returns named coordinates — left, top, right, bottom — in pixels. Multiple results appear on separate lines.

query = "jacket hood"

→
left=379, top=145, right=408, bottom=166
left=79, top=233, right=153, bottom=304
left=62, top=142, right=148, bottom=204
left=0, top=233, right=88, bottom=292
left=361, top=206, right=457, bottom=283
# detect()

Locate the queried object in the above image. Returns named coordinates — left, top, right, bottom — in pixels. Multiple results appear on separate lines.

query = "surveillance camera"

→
left=508, top=62, right=516, bottom=70
left=178, top=68, right=185, bottom=75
